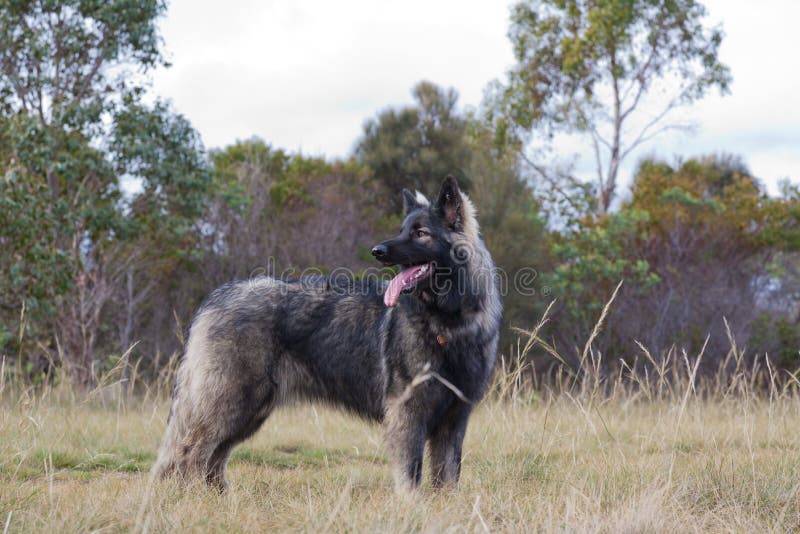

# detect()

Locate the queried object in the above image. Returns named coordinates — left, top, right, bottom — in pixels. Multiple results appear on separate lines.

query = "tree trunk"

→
left=59, top=267, right=113, bottom=391
left=599, top=50, right=623, bottom=215
left=120, top=269, right=135, bottom=397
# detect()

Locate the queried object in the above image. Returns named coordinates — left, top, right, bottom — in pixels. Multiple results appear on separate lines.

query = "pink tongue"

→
left=384, top=265, right=426, bottom=307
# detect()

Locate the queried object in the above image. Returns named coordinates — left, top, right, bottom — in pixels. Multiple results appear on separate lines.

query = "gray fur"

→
left=152, top=177, right=502, bottom=493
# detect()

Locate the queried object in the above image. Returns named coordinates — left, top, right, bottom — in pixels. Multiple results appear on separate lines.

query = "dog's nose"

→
left=371, top=244, right=388, bottom=259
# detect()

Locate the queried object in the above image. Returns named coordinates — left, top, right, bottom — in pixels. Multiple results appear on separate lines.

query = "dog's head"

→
left=372, top=176, right=479, bottom=309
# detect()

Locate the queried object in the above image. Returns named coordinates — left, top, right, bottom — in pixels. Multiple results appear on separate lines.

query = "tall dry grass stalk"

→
left=3, top=291, right=800, bottom=531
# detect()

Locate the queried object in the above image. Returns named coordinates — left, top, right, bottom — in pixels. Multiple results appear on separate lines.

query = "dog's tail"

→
left=151, top=309, right=217, bottom=481
left=151, top=374, right=191, bottom=479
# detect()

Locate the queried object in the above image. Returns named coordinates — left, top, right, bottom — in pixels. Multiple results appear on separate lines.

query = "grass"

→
left=3, top=377, right=800, bottom=532
left=3, top=296, right=800, bottom=532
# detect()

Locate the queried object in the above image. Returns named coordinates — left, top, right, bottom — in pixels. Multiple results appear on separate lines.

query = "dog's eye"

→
left=415, top=230, right=429, bottom=239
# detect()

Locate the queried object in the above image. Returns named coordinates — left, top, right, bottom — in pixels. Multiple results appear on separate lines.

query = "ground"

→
left=2, top=381, right=800, bottom=532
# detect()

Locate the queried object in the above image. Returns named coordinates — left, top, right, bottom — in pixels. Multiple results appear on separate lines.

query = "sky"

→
left=150, top=0, right=800, bottom=194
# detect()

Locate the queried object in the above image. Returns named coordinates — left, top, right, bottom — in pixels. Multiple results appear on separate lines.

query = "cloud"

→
left=151, top=0, right=799, bottom=191
left=151, top=0, right=515, bottom=155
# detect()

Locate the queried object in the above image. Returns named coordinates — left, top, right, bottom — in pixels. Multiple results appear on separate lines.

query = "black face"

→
left=371, top=176, right=465, bottom=298
left=371, top=207, right=450, bottom=282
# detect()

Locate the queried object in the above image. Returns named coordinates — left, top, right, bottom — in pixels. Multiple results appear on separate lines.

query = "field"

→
left=3, top=358, right=800, bottom=533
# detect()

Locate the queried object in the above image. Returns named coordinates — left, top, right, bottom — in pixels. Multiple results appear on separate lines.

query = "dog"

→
left=152, top=176, right=502, bottom=493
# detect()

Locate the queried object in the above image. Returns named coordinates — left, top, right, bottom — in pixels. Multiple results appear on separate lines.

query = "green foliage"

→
left=465, top=119, right=552, bottom=339
left=750, top=313, right=800, bottom=369
left=500, top=0, right=732, bottom=213
left=111, top=97, right=213, bottom=245
left=355, top=81, right=472, bottom=209
left=211, top=138, right=290, bottom=213
left=0, top=0, right=165, bottom=126
left=544, top=208, right=660, bottom=323
left=542, top=154, right=800, bottom=368
left=205, top=138, right=383, bottom=279
left=630, top=154, right=800, bottom=253
left=0, top=169, right=72, bottom=318
left=0, top=111, right=119, bottom=355
left=0, top=0, right=209, bottom=385
left=505, top=0, right=730, bottom=131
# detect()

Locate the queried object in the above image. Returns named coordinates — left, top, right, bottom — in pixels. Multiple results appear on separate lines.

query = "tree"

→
left=0, top=1, right=212, bottom=386
left=541, top=155, right=800, bottom=373
left=502, top=0, right=731, bottom=214
left=355, top=81, right=471, bottom=210
left=205, top=139, right=385, bottom=283
left=0, top=0, right=165, bottom=127
left=0, top=111, right=120, bottom=383
left=107, top=98, right=212, bottom=391
left=464, top=119, right=552, bottom=348
left=356, top=82, right=553, bottom=348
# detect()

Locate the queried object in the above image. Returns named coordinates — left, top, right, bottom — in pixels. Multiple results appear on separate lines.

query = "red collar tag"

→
left=436, top=334, right=447, bottom=347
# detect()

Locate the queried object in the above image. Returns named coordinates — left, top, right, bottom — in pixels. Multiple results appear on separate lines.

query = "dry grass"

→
left=3, top=296, right=800, bottom=532
left=2, top=367, right=800, bottom=532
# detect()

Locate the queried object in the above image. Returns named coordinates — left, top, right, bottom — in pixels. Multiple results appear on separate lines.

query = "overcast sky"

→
left=151, top=0, right=800, bottom=194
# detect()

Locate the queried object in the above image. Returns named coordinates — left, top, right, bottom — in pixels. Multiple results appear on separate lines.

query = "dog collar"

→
left=436, top=334, right=447, bottom=347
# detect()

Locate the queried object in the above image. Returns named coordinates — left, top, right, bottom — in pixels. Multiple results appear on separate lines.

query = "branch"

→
left=34, top=53, right=46, bottom=124
left=620, top=75, right=648, bottom=124
left=589, top=128, right=605, bottom=191
left=621, top=122, right=692, bottom=160
left=575, top=106, right=612, bottom=152
left=573, top=106, right=611, bottom=194
left=520, top=151, right=587, bottom=216
left=75, top=27, right=111, bottom=102
left=620, top=40, right=660, bottom=122
left=0, top=36, right=32, bottom=112
left=620, top=14, right=666, bottom=122
left=2, top=62, right=31, bottom=111
left=47, top=8, right=65, bottom=110
left=619, top=96, right=682, bottom=161
left=76, top=52, right=105, bottom=101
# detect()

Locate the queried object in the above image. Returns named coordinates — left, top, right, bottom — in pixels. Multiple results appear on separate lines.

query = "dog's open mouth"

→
left=384, top=262, right=432, bottom=307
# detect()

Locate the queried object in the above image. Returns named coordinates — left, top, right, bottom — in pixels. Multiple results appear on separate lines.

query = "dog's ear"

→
left=434, top=176, right=462, bottom=229
left=402, top=189, right=428, bottom=215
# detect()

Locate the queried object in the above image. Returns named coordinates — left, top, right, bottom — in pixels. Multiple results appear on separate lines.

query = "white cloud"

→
left=621, top=0, right=800, bottom=192
left=151, top=0, right=800, bottom=191
left=151, top=0, right=515, bottom=155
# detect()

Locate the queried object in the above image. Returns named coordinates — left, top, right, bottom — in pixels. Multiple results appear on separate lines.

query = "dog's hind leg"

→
left=153, top=368, right=276, bottom=490
left=204, top=391, right=276, bottom=492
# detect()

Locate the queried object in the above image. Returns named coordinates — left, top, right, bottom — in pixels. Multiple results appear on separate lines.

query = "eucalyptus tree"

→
left=502, top=0, right=731, bottom=214
left=0, top=1, right=211, bottom=385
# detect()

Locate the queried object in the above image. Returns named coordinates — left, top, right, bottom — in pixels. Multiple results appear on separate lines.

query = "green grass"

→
left=231, top=444, right=385, bottom=470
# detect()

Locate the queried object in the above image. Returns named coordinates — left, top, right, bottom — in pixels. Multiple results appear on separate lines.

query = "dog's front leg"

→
left=428, top=402, right=471, bottom=490
left=384, top=400, right=426, bottom=496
